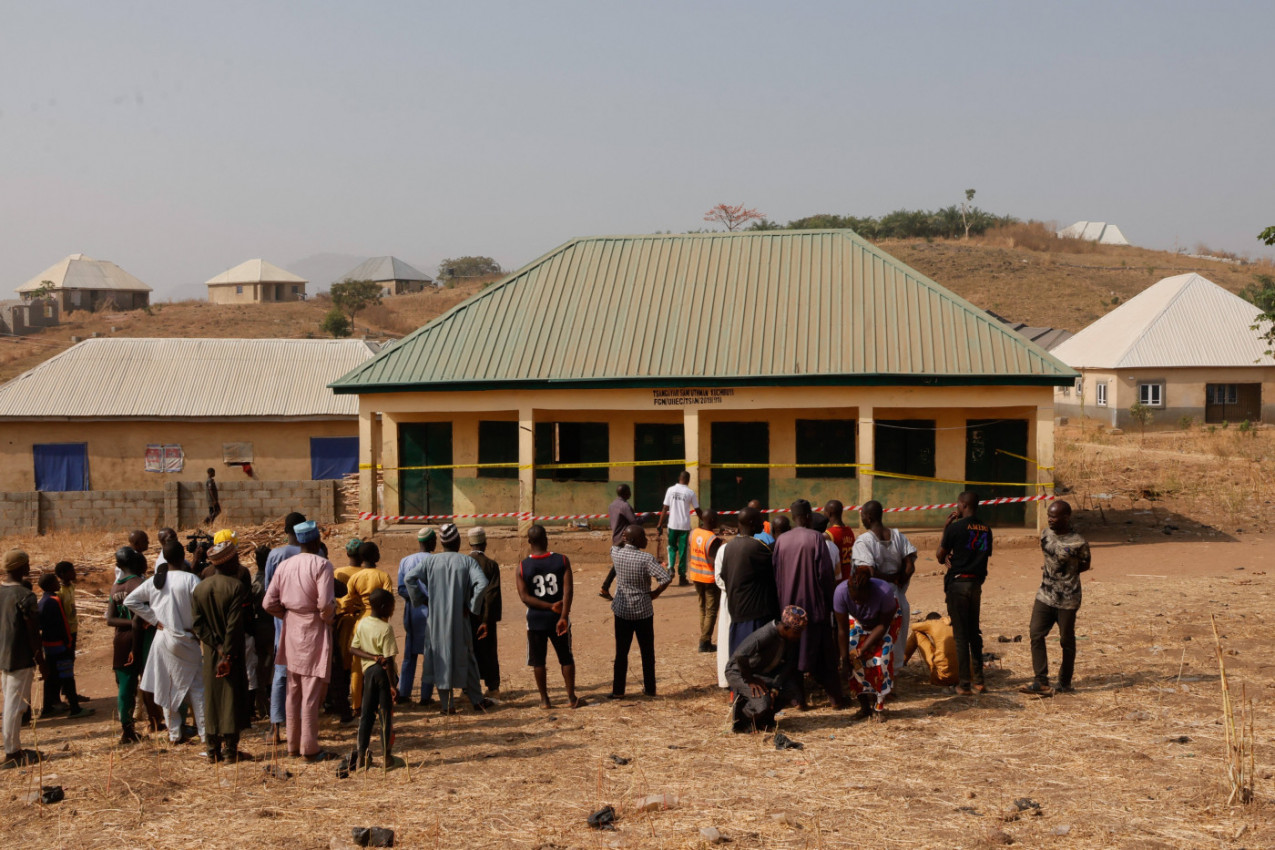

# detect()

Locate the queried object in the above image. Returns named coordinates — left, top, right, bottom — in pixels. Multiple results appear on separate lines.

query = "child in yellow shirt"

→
left=348, top=589, right=401, bottom=770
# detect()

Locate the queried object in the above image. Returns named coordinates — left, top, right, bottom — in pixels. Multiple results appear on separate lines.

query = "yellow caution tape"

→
left=700, top=462, right=870, bottom=470
left=994, top=449, right=1055, bottom=471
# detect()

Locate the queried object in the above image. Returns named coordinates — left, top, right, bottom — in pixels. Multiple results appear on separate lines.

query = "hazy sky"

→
left=3, top=1, right=1272, bottom=299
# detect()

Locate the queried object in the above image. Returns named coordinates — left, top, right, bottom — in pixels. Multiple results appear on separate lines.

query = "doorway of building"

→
left=400, top=422, right=453, bottom=517
left=965, top=419, right=1029, bottom=526
left=633, top=423, right=685, bottom=513
left=1205, top=383, right=1261, bottom=424
left=710, top=421, right=769, bottom=511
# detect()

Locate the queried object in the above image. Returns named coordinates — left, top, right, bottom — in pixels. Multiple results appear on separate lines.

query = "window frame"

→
left=873, top=419, right=936, bottom=479
left=1137, top=382, right=1164, bottom=408
left=1095, top=382, right=1108, bottom=407
left=795, top=418, right=856, bottom=478
left=1207, top=383, right=1238, bottom=405
left=476, top=420, right=519, bottom=479
left=535, top=421, right=609, bottom=481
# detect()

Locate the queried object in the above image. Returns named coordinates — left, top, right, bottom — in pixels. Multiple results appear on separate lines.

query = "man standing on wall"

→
left=204, top=468, right=221, bottom=526
left=656, top=470, right=701, bottom=587
left=935, top=492, right=993, bottom=696
left=687, top=510, right=724, bottom=653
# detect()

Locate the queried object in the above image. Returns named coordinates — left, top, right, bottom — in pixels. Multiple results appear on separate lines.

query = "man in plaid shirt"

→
left=608, top=525, right=671, bottom=698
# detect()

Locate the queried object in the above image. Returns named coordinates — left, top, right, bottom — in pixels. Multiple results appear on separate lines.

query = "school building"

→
left=331, top=231, right=1076, bottom=533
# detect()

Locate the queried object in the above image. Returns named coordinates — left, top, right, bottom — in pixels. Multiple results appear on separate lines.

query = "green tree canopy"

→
left=320, top=307, right=352, bottom=338
left=438, top=256, right=502, bottom=283
left=329, top=278, right=382, bottom=324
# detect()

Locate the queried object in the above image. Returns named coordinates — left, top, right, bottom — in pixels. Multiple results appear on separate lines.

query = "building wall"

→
left=0, top=418, right=357, bottom=491
left=57, top=289, right=149, bottom=313
left=362, top=384, right=1053, bottom=528
left=206, top=283, right=306, bottom=304
left=1055, top=366, right=1275, bottom=428
left=0, top=480, right=343, bottom=535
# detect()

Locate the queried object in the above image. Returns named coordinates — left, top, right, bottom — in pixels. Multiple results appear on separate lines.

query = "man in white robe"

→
left=125, top=562, right=205, bottom=746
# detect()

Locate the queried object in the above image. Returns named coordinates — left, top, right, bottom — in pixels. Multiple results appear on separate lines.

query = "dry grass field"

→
left=5, top=423, right=1275, bottom=849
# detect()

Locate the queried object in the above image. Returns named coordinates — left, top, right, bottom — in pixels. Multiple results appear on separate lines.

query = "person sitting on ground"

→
left=349, top=588, right=404, bottom=770
left=1022, top=500, right=1090, bottom=697
left=833, top=562, right=901, bottom=722
left=905, top=612, right=958, bottom=687
left=191, top=541, right=252, bottom=763
left=725, top=605, right=808, bottom=733
left=609, top=524, right=672, bottom=698
left=518, top=525, right=585, bottom=709
left=1, top=550, right=43, bottom=769
left=37, top=572, right=92, bottom=719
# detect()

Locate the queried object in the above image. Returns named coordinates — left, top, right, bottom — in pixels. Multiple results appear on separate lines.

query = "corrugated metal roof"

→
left=339, top=256, right=434, bottom=284
left=17, top=254, right=152, bottom=293
left=0, top=338, right=375, bottom=419
left=332, top=231, right=1074, bottom=393
left=206, top=259, right=307, bottom=286
left=1052, top=273, right=1273, bottom=369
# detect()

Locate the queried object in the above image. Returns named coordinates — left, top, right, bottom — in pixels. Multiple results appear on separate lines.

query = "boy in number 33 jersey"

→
left=517, top=525, right=586, bottom=709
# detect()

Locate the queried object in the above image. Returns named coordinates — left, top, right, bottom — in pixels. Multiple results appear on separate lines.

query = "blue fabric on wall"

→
left=34, top=443, right=88, bottom=492
left=310, top=436, right=359, bottom=480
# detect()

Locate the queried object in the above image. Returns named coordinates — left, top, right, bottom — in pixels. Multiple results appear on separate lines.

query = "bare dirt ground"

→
left=4, top=513, right=1274, bottom=849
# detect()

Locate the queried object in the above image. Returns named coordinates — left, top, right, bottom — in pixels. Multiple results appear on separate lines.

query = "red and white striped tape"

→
left=356, top=494, right=1053, bottom=523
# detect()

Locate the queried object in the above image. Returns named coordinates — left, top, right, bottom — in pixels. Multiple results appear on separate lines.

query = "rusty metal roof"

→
left=332, top=231, right=1075, bottom=393
left=0, top=338, right=376, bottom=419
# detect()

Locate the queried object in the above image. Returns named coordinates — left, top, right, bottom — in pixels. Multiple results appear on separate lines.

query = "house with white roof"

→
left=206, top=259, right=308, bottom=304
left=1058, top=221, right=1131, bottom=246
left=16, top=253, right=152, bottom=312
left=1051, top=273, right=1274, bottom=428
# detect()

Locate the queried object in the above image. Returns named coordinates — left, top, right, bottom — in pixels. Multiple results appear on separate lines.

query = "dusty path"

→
left=5, top=528, right=1274, bottom=849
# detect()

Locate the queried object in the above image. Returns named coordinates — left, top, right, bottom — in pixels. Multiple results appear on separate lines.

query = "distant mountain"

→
left=287, top=253, right=369, bottom=293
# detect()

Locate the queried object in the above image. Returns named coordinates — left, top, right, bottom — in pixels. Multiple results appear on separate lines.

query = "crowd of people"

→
left=0, top=477, right=1091, bottom=770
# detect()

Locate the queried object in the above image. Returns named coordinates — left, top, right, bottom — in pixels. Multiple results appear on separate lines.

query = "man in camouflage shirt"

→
left=1022, top=501, right=1090, bottom=696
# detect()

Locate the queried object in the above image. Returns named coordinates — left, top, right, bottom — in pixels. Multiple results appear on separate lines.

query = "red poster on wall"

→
left=145, top=444, right=163, bottom=473
left=162, top=444, right=184, bottom=473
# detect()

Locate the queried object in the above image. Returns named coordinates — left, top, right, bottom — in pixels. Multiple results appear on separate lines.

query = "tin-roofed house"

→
left=337, top=256, right=436, bottom=297
left=16, top=253, right=152, bottom=312
left=0, top=338, right=377, bottom=531
left=1051, top=273, right=1275, bottom=429
left=206, top=259, right=308, bottom=304
left=332, top=231, right=1075, bottom=533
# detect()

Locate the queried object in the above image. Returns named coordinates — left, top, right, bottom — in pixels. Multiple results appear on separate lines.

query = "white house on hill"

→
left=1058, top=221, right=1130, bottom=246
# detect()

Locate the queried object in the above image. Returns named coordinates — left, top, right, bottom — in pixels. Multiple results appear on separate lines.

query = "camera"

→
left=185, top=530, right=214, bottom=555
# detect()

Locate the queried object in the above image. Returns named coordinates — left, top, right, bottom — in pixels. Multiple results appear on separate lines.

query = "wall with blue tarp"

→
left=310, top=436, right=358, bottom=480
left=33, top=443, right=89, bottom=492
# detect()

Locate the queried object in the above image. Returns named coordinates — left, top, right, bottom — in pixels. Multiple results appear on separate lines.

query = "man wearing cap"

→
left=1, top=550, right=42, bottom=768
left=403, top=523, right=491, bottom=715
left=192, top=540, right=252, bottom=762
left=263, top=511, right=306, bottom=743
left=467, top=528, right=502, bottom=694
left=396, top=528, right=436, bottom=704
left=725, top=605, right=808, bottom=733
left=263, top=520, right=337, bottom=761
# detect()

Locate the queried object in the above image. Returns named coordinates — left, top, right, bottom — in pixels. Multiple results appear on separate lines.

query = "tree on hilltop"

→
left=704, top=203, right=765, bottom=232
left=329, top=279, right=382, bottom=325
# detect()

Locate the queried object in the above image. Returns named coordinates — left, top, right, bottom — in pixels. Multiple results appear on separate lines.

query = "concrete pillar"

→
left=1035, top=403, right=1055, bottom=532
left=518, top=406, right=536, bottom=532
left=358, top=409, right=381, bottom=538
left=381, top=413, right=401, bottom=525
left=856, top=406, right=874, bottom=508
left=683, top=408, right=701, bottom=497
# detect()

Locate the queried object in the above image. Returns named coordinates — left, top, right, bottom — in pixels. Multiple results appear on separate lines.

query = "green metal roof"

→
left=332, top=231, right=1076, bottom=394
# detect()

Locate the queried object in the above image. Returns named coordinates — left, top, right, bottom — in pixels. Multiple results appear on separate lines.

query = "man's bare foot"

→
left=870, top=706, right=887, bottom=723
left=569, top=696, right=589, bottom=709
left=539, top=700, right=553, bottom=710
left=952, top=686, right=974, bottom=696
left=972, top=684, right=987, bottom=694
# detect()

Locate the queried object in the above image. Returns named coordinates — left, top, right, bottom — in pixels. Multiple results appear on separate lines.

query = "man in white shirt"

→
left=851, top=500, right=918, bottom=677
left=655, top=470, right=701, bottom=587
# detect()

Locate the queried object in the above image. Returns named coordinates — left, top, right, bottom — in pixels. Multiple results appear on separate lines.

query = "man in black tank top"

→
left=517, top=525, right=586, bottom=709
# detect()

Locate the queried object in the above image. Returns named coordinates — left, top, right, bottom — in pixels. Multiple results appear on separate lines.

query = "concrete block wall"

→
left=0, top=479, right=341, bottom=536
left=38, top=490, right=165, bottom=533
left=0, top=492, right=38, bottom=535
